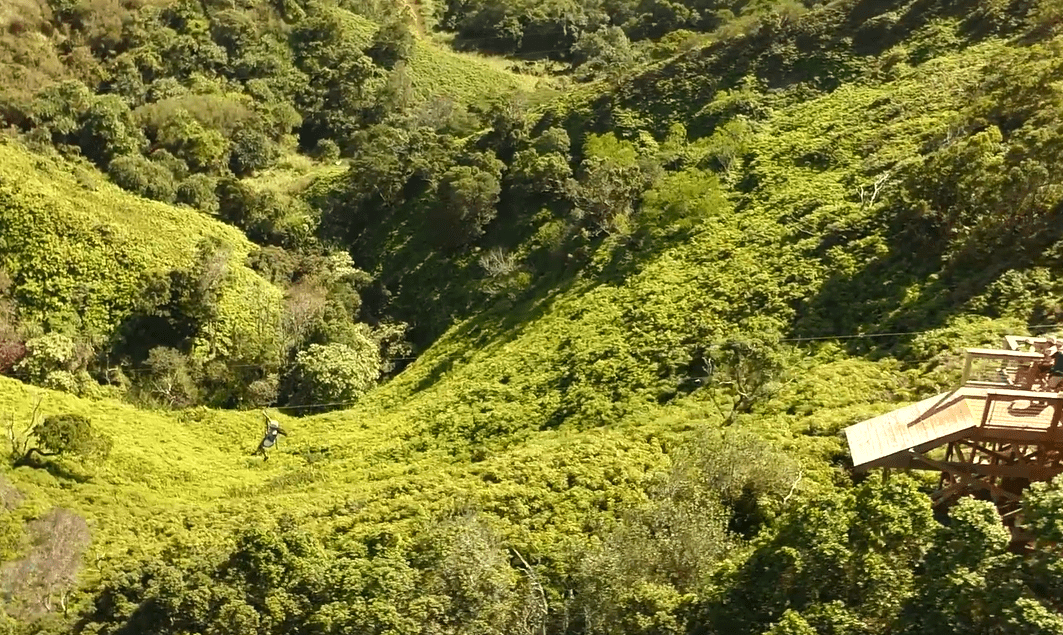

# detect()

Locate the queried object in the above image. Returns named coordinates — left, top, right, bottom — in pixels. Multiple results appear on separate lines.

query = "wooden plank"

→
left=965, top=348, right=1044, bottom=360
left=847, top=391, right=980, bottom=468
left=985, top=388, right=1063, bottom=401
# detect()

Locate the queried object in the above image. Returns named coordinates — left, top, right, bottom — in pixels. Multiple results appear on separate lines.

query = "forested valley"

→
left=0, top=0, right=1061, bottom=633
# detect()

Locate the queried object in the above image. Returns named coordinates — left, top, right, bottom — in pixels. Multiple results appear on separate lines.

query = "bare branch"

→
left=512, top=548, right=548, bottom=635
left=782, top=471, right=804, bottom=505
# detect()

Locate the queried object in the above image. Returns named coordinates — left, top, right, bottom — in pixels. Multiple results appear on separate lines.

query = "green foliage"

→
left=153, top=109, right=230, bottom=174
left=5, top=2, right=1063, bottom=634
left=312, top=138, right=341, bottom=162
left=572, top=26, right=642, bottom=82
left=368, top=13, right=416, bottom=69
left=32, top=413, right=112, bottom=462
left=433, top=163, right=503, bottom=248
left=176, top=174, right=220, bottom=214
left=107, top=154, right=177, bottom=203
left=80, top=522, right=424, bottom=635
left=287, top=337, right=381, bottom=407
left=705, top=335, right=795, bottom=425
left=139, top=347, right=199, bottom=408
left=216, top=179, right=315, bottom=248
left=229, top=126, right=280, bottom=177
left=14, top=334, right=80, bottom=387
left=897, top=498, right=1063, bottom=635
left=78, top=96, right=146, bottom=167
left=292, top=5, right=384, bottom=147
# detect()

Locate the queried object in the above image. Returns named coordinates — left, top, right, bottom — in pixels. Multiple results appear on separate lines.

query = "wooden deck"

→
left=845, top=338, right=1063, bottom=527
left=845, top=387, right=1063, bottom=469
left=846, top=389, right=978, bottom=469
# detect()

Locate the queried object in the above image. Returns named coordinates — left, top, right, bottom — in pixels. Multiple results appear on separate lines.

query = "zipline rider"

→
left=254, top=409, right=287, bottom=460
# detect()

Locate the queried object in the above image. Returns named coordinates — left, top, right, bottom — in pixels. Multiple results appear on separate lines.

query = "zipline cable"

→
left=105, top=323, right=1063, bottom=413
left=112, top=321, right=1063, bottom=375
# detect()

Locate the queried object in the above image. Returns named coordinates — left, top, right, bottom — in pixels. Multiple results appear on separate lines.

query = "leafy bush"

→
left=176, top=174, right=220, bottom=214
left=36, top=414, right=112, bottom=461
left=216, top=179, right=315, bottom=247
left=28, top=81, right=93, bottom=143
left=228, top=126, right=279, bottom=177
left=107, top=154, right=178, bottom=202
left=287, top=337, right=381, bottom=408
left=78, top=95, right=146, bottom=166
left=571, top=26, right=641, bottom=81
left=15, top=333, right=79, bottom=385
left=11, top=412, right=113, bottom=468
left=152, top=109, right=230, bottom=174
left=367, top=13, right=415, bottom=69
left=312, top=138, right=341, bottom=162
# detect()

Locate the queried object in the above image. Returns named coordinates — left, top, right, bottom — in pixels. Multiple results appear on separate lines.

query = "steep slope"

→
left=4, top=0, right=1063, bottom=634
left=0, top=139, right=281, bottom=361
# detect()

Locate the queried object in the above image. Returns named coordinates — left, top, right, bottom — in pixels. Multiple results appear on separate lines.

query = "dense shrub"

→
left=107, top=154, right=178, bottom=202
left=153, top=109, right=230, bottom=174
left=287, top=336, right=381, bottom=407
left=433, top=164, right=502, bottom=248
left=15, top=333, right=79, bottom=385
left=176, top=174, right=220, bottom=214
left=78, top=95, right=146, bottom=166
left=228, top=125, right=280, bottom=177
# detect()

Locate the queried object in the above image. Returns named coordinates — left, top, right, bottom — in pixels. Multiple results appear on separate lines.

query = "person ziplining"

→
left=253, top=409, right=287, bottom=460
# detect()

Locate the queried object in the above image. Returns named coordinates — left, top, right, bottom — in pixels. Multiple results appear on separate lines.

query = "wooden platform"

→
left=846, top=389, right=979, bottom=469
left=844, top=337, right=1063, bottom=532
left=845, top=387, right=1063, bottom=470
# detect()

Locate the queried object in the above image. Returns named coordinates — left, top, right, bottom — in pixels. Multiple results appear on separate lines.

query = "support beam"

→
left=931, top=481, right=967, bottom=504
left=935, top=462, right=1063, bottom=480
left=908, top=450, right=1022, bottom=503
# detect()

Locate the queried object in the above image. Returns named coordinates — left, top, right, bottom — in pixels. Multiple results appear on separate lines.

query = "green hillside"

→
left=0, top=139, right=282, bottom=378
left=1, top=0, right=1063, bottom=634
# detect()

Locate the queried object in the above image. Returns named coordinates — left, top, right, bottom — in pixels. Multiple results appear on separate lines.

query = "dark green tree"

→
left=14, top=414, right=112, bottom=467
left=229, top=126, right=280, bottom=177
left=367, top=13, right=416, bottom=69
left=433, top=164, right=502, bottom=248
left=176, top=174, right=220, bottom=214
left=107, top=155, right=178, bottom=203
left=78, top=96, right=146, bottom=167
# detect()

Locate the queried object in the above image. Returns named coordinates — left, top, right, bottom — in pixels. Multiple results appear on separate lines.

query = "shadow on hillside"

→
left=14, top=456, right=93, bottom=483
left=562, top=0, right=1012, bottom=141
left=355, top=209, right=486, bottom=350
left=411, top=274, right=579, bottom=394
left=792, top=203, right=1063, bottom=357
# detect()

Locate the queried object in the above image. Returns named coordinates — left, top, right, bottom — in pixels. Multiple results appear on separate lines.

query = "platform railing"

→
left=961, top=349, right=1046, bottom=389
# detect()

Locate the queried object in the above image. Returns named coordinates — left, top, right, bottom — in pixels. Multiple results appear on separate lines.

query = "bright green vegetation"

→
left=2, top=0, right=1063, bottom=633
left=0, top=139, right=282, bottom=391
left=0, top=0, right=542, bottom=413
